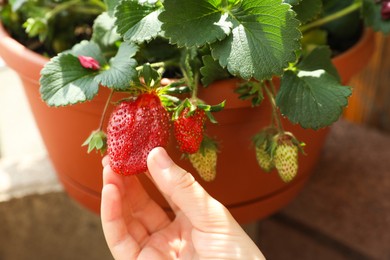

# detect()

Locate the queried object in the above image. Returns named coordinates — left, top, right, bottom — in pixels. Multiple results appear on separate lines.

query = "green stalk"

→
left=300, top=1, right=362, bottom=33
left=45, top=0, right=106, bottom=21
left=135, top=60, right=178, bottom=71
left=71, top=7, right=106, bottom=15
left=221, top=0, right=229, bottom=8
left=88, top=0, right=107, bottom=10
left=264, top=80, right=283, bottom=133
left=191, top=71, right=199, bottom=100
left=45, top=0, right=80, bottom=20
left=98, top=89, right=115, bottom=131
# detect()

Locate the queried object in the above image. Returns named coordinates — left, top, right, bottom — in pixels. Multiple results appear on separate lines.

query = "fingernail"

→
left=153, top=147, right=173, bottom=170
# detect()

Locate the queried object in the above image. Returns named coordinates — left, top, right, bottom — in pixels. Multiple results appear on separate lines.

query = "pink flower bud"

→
left=78, top=55, right=101, bottom=70
left=381, top=1, right=390, bottom=20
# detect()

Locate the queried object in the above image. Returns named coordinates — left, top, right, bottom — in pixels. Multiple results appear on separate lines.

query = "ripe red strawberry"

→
left=382, top=0, right=390, bottom=20
left=106, top=92, right=170, bottom=175
left=174, top=107, right=206, bottom=154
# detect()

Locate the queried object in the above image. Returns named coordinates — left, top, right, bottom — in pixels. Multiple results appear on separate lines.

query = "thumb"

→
left=147, top=147, right=234, bottom=231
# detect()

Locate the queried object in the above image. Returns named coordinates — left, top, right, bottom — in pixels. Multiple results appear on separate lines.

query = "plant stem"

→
left=45, top=0, right=106, bottom=21
left=191, top=71, right=199, bottom=99
left=72, top=7, right=106, bottom=15
left=88, top=0, right=107, bottom=10
left=264, top=80, right=283, bottom=133
left=221, top=0, right=229, bottom=8
left=98, top=89, right=115, bottom=131
left=135, top=60, right=178, bottom=71
left=46, top=0, right=80, bottom=20
left=300, top=1, right=362, bottom=33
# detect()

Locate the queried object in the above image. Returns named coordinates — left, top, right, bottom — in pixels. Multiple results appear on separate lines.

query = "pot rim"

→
left=0, top=22, right=48, bottom=68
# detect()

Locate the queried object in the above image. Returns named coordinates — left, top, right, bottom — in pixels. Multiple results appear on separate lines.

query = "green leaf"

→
left=115, top=0, right=163, bottom=43
left=95, top=42, right=139, bottom=90
left=23, top=17, right=48, bottom=41
left=362, top=0, right=390, bottom=34
left=301, top=29, right=328, bottom=55
left=40, top=54, right=100, bottom=106
left=159, top=0, right=232, bottom=47
left=283, top=0, right=302, bottom=5
left=276, top=70, right=352, bottom=129
left=200, top=55, right=230, bottom=86
left=92, top=12, right=122, bottom=52
left=291, top=0, right=322, bottom=24
left=9, top=0, right=28, bottom=11
left=235, top=81, right=264, bottom=106
left=298, top=46, right=340, bottom=82
left=211, top=0, right=301, bottom=80
left=105, top=0, right=121, bottom=16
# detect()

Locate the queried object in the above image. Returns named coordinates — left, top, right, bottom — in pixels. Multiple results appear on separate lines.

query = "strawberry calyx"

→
left=197, top=135, right=219, bottom=155
left=272, top=132, right=306, bottom=156
left=172, top=98, right=225, bottom=123
left=82, top=130, right=107, bottom=155
left=253, top=127, right=278, bottom=149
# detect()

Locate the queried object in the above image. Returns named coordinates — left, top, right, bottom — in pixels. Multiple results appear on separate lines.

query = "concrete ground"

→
left=1, top=66, right=389, bottom=259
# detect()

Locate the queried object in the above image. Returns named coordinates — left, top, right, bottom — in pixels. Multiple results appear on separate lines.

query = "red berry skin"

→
left=107, top=92, right=170, bottom=175
left=174, top=108, right=206, bottom=154
left=382, top=1, right=390, bottom=20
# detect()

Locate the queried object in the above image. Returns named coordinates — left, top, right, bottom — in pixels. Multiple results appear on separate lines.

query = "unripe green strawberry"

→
left=273, top=134, right=299, bottom=183
left=188, top=138, right=218, bottom=182
left=255, top=143, right=274, bottom=172
left=106, top=92, right=170, bottom=175
left=253, top=127, right=277, bottom=172
left=174, top=107, right=206, bottom=154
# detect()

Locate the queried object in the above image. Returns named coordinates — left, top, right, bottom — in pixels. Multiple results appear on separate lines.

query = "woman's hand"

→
left=101, top=147, right=265, bottom=260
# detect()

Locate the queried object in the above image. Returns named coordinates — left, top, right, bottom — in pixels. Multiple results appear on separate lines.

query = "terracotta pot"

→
left=0, top=24, right=375, bottom=223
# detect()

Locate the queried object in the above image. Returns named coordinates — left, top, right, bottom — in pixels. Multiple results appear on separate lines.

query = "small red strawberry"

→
left=106, top=92, right=170, bottom=175
left=174, top=107, right=206, bottom=154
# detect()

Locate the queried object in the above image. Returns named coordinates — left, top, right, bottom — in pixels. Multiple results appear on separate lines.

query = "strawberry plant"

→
left=11, top=0, right=388, bottom=182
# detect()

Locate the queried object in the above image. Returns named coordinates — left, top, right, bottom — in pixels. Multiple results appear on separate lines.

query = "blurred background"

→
left=0, top=0, right=390, bottom=260
left=1, top=31, right=390, bottom=260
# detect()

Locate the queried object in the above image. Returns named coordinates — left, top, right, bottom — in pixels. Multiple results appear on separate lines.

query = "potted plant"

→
left=1, top=0, right=388, bottom=223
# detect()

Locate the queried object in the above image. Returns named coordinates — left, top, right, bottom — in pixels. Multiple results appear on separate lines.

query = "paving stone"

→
left=257, top=217, right=365, bottom=260
left=0, top=192, right=112, bottom=260
left=277, top=120, right=390, bottom=260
